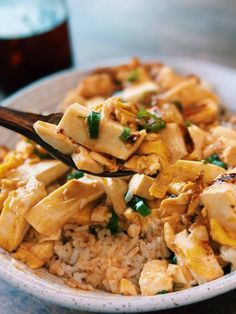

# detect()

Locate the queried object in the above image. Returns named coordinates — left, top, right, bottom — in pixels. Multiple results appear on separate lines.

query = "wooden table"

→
left=1, top=0, right=236, bottom=312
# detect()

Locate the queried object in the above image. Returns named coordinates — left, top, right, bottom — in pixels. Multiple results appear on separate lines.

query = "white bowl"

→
left=1, top=57, right=236, bottom=312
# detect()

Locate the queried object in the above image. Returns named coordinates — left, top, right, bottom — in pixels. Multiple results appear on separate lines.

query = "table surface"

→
left=2, top=0, right=236, bottom=313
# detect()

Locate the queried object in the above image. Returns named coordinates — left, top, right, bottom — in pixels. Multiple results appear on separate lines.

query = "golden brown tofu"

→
left=25, top=178, right=104, bottom=236
left=100, top=178, right=127, bottom=216
left=8, top=160, right=69, bottom=186
left=160, top=123, right=188, bottom=162
left=171, top=160, right=224, bottom=183
left=57, top=102, right=146, bottom=160
left=127, top=174, right=155, bottom=200
left=33, top=121, right=78, bottom=155
left=13, top=241, right=54, bottom=269
left=0, top=178, right=47, bottom=252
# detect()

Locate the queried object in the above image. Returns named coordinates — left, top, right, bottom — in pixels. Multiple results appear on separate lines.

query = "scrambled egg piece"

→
left=138, top=139, right=172, bottom=198
left=13, top=241, right=54, bottom=269
left=0, top=178, right=46, bottom=252
left=0, top=152, right=24, bottom=179
left=120, top=278, right=139, bottom=296
left=124, top=154, right=160, bottom=176
left=210, top=219, right=236, bottom=247
left=170, top=225, right=223, bottom=284
left=139, top=260, right=173, bottom=295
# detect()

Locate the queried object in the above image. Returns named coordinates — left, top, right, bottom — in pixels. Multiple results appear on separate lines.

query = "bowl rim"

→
left=1, top=56, right=236, bottom=312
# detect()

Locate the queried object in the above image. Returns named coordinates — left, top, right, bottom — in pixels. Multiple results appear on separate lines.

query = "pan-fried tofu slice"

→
left=117, top=81, right=158, bottom=102
left=174, top=226, right=223, bottom=284
left=171, top=160, right=224, bottom=183
left=72, top=146, right=104, bottom=174
left=211, top=126, right=236, bottom=141
left=187, top=124, right=207, bottom=160
left=100, top=178, right=127, bottom=216
left=0, top=178, right=47, bottom=252
left=222, top=144, right=236, bottom=166
left=25, top=178, right=104, bottom=236
left=33, top=121, right=78, bottom=154
left=7, top=160, right=69, bottom=186
left=68, top=202, right=95, bottom=225
left=160, top=123, right=188, bottom=162
left=139, top=260, right=173, bottom=295
left=57, top=103, right=146, bottom=160
left=12, top=241, right=54, bottom=269
left=201, top=178, right=236, bottom=237
left=127, top=174, right=155, bottom=200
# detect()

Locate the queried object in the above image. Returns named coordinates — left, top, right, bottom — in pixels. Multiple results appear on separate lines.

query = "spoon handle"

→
left=0, top=106, right=43, bottom=134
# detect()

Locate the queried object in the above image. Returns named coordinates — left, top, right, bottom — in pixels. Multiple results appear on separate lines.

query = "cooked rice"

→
left=48, top=224, right=170, bottom=294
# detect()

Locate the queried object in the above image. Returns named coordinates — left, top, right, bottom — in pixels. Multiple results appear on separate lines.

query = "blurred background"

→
left=0, top=1, right=236, bottom=313
left=68, top=0, right=236, bottom=67
left=0, top=0, right=236, bottom=95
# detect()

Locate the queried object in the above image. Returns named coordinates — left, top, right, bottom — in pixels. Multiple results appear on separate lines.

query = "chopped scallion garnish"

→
left=67, top=171, right=84, bottom=180
left=119, top=127, right=131, bottom=142
left=137, top=110, right=166, bottom=132
left=127, top=69, right=139, bottom=82
left=106, top=210, right=119, bottom=234
left=156, top=290, right=168, bottom=295
left=87, top=111, right=101, bottom=139
left=127, top=196, right=151, bottom=217
left=171, top=255, right=177, bottom=264
left=203, top=154, right=227, bottom=169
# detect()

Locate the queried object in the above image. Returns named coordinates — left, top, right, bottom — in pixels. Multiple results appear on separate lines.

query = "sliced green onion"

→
left=67, top=170, right=84, bottom=180
left=137, top=110, right=154, bottom=119
left=127, top=196, right=151, bottom=217
left=87, top=111, right=101, bottom=139
left=145, top=119, right=166, bottom=132
left=135, top=200, right=151, bottom=216
left=137, top=110, right=166, bottom=132
left=203, top=154, right=227, bottom=169
left=119, top=127, right=131, bottom=142
left=156, top=290, right=168, bottom=295
left=106, top=210, right=119, bottom=234
left=127, top=69, right=139, bottom=82
left=171, top=255, right=177, bottom=264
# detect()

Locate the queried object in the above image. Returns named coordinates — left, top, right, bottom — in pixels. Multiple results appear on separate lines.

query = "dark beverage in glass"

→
left=0, top=0, right=72, bottom=94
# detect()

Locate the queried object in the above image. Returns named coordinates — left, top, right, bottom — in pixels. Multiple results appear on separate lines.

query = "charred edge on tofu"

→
left=213, top=173, right=236, bottom=184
